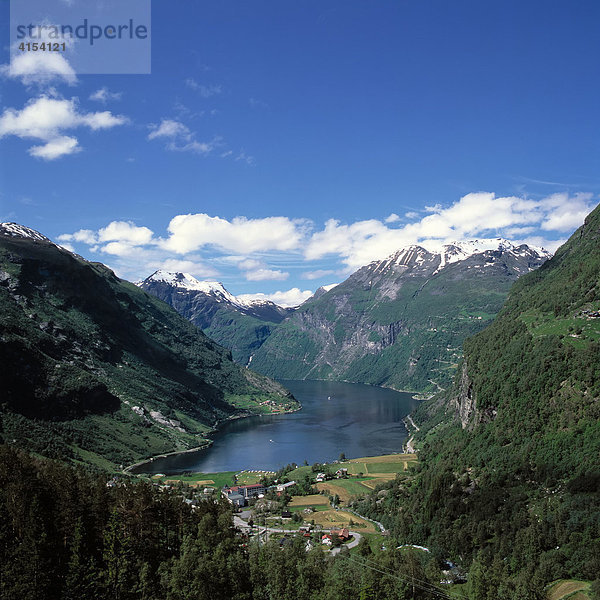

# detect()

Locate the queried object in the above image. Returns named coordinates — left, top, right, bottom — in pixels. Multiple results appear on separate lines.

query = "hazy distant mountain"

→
left=138, top=270, right=293, bottom=367
left=0, top=223, right=297, bottom=469
left=250, top=239, right=551, bottom=393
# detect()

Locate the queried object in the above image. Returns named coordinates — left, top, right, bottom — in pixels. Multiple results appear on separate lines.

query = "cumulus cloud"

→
left=4, top=51, right=77, bottom=86
left=60, top=221, right=154, bottom=257
left=29, top=135, right=79, bottom=160
left=161, top=213, right=306, bottom=254
left=147, top=118, right=220, bottom=154
left=98, top=221, right=154, bottom=245
left=540, top=192, right=594, bottom=232
left=385, top=213, right=401, bottom=223
left=57, top=192, right=595, bottom=298
left=89, top=87, right=122, bottom=103
left=0, top=95, right=128, bottom=159
left=2, top=31, right=77, bottom=86
left=304, top=192, right=596, bottom=268
left=238, top=288, right=314, bottom=308
left=244, top=268, right=289, bottom=281
left=58, top=228, right=97, bottom=244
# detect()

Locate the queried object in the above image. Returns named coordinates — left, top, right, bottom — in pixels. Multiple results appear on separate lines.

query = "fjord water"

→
left=136, top=380, right=418, bottom=474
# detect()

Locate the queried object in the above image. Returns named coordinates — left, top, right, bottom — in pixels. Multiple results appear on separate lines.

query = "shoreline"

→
left=293, top=376, right=438, bottom=401
left=124, top=402, right=302, bottom=476
left=125, top=379, right=425, bottom=476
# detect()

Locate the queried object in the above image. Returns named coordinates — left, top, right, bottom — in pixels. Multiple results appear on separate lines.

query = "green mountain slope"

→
left=252, top=240, right=549, bottom=393
left=0, top=224, right=297, bottom=470
left=353, top=206, right=600, bottom=596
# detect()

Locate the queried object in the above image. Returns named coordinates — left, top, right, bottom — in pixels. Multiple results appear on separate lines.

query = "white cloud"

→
left=60, top=221, right=154, bottom=257
left=58, top=228, right=97, bottom=244
left=185, top=79, right=222, bottom=97
left=152, top=258, right=219, bottom=277
left=540, top=192, right=594, bottom=232
left=304, top=192, right=596, bottom=268
left=57, top=192, right=596, bottom=299
left=161, top=213, right=306, bottom=254
left=89, top=87, right=122, bottom=103
left=147, top=119, right=220, bottom=155
left=385, top=213, right=401, bottom=223
left=245, top=268, right=289, bottom=281
left=503, top=226, right=536, bottom=237
left=98, top=221, right=154, bottom=245
left=2, top=33, right=77, bottom=86
left=238, top=288, right=314, bottom=308
left=0, top=95, right=127, bottom=160
left=148, top=119, right=191, bottom=140
left=100, top=241, right=142, bottom=256
left=238, top=258, right=262, bottom=270
left=302, top=269, right=336, bottom=280
left=29, top=135, right=79, bottom=160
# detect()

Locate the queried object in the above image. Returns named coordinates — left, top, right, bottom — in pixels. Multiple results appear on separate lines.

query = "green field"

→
left=154, top=471, right=236, bottom=489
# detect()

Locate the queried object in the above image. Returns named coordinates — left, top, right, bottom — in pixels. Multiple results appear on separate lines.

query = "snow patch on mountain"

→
left=0, top=222, right=54, bottom=243
left=142, top=270, right=287, bottom=309
left=376, top=238, right=551, bottom=275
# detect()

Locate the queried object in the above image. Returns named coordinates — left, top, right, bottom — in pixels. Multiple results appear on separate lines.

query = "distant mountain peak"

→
left=0, top=222, right=54, bottom=244
left=140, top=270, right=288, bottom=311
left=373, top=238, right=551, bottom=274
left=146, top=270, right=229, bottom=294
left=138, top=270, right=293, bottom=365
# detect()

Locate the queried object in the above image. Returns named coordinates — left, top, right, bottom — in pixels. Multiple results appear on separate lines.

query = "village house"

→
left=275, top=480, right=296, bottom=492
left=330, top=527, right=350, bottom=541
left=223, top=483, right=267, bottom=501
left=225, top=492, right=246, bottom=507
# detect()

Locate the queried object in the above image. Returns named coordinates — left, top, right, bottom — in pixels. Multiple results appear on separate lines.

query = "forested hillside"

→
left=350, top=205, right=600, bottom=598
left=0, top=225, right=297, bottom=470
left=0, top=446, right=447, bottom=600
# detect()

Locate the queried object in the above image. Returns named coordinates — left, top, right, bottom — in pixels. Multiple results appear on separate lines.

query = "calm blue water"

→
left=133, top=380, right=418, bottom=474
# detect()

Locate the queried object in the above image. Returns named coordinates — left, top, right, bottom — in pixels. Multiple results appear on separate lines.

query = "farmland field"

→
left=547, top=580, right=591, bottom=600
left=289, top=494, right=330, bottom=507
left=311, top=510, right=376, bottom=532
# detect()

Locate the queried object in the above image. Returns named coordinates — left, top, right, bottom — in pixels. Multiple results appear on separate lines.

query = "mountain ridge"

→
left=374, top=203, right=600, bottom=592
left=0, top=223, right=297, bottom=470
left=250, top=238, right=551, bottom=392
left=138, top=271, right=293, bottom=366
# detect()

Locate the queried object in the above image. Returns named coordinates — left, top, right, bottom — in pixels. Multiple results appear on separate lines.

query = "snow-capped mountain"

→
left=250, top=240, right=551, bottom=392
left=0, top=222, right=56, bottom=244
left=372, top=238, right=551, bottom=276
left=138, top=271, right=293, bottom=365
left=143, top=270, right=247, bottom=307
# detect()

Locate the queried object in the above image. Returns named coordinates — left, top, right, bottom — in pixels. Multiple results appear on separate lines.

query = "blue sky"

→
left=1, top=0, right=599, bottom=305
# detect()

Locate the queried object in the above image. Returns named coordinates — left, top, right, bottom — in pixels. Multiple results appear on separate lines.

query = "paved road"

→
left=233, top=515, right=362, bottom=553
